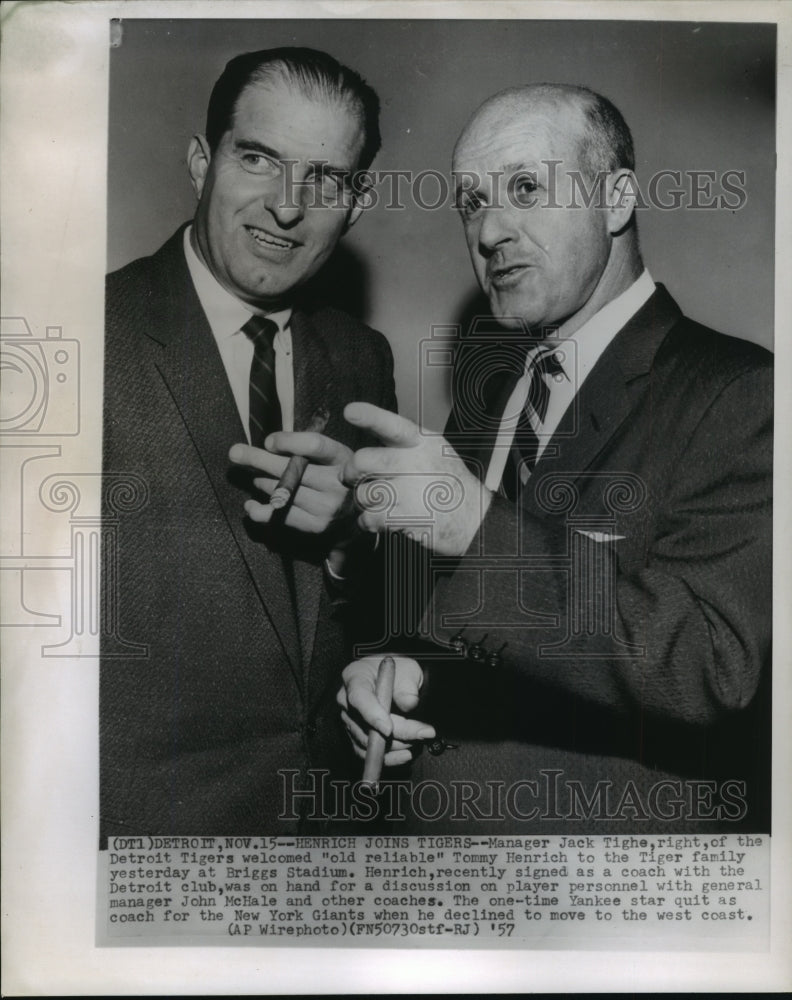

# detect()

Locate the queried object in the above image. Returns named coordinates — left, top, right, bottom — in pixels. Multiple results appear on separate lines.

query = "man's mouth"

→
left=488, top=262, right=532, bottom=286
left=245, top=225, right=300, bottom=251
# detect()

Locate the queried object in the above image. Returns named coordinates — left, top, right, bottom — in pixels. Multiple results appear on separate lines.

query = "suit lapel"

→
left=142, top=228, right=303, bottom=676
left=458, top=285, right=682, bottom=506
left=287, top=310, right=340, bottom=672
left=521, top=347, right=634, bottom=507
left=521, top=285, right=683, bottom=509
left=450, top=334, right=530, bottom=480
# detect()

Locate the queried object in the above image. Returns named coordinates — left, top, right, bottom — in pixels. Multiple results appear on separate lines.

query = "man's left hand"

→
left=343, top=402, right=492, bottom=557
left=338, top=655, right=435, bottom=767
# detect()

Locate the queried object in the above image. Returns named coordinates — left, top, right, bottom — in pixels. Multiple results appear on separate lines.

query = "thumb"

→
left=391, top=658, right=424, bottom=713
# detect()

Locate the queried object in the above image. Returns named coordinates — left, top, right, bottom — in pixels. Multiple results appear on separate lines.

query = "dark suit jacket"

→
left=100, top=226, right=396, bottom=842
left=405, top=285, right=772, bottom=833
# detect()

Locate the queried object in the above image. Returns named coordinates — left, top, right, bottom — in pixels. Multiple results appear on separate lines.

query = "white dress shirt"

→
left=485, top=270, right=656, bottom=492
left=183, top=226, right=295, bottom=438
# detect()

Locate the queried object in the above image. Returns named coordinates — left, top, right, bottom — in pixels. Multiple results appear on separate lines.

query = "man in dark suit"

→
left=101, top=48, right=395, bottom=842
left=339, top=84, right=772, bottom=832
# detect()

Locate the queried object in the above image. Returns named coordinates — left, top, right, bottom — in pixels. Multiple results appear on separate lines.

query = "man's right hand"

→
left=337, top=655, right=435, bottom=767
left=229, top=432, right=354, bottom=535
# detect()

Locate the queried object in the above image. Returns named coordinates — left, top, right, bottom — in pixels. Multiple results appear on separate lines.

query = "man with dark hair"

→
left=339, top=83, right=772, bottom=833
left=101, top=48, right=395, bottom=841
left=204, top=47, right=382, bottom=170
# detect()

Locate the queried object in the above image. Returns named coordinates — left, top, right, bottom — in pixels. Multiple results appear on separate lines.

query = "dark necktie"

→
left=243, top=315, right=281, bottom=447
left=501, top=347, right=566, bottom=500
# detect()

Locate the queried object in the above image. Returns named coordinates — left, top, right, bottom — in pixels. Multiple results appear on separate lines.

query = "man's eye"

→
left=511, top=174, right=538, bottom=203
left=457, top=191, right=483, bottom=218
left=239, top=153, right=278, bottom=175
left=314, top=172, right=342, bottom=193
left=310, top=172, right=353, bottom=207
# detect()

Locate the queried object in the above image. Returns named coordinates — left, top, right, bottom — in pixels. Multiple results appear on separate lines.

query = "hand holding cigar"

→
left=270, top=406, right=330, bottom=510
left=229, top=405, right=353, bottom=533
left=337, top=655, right=436, bottom=772
left=361, top=655, right=396, bottom=791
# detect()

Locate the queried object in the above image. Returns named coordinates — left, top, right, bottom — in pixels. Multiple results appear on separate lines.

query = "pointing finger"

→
left=344, top=402, right=422, bottom=447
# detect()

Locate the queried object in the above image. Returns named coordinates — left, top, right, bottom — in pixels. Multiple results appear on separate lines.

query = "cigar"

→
left=270, top=406, right=330, bottom=509
left=361, top=655, right=396, bottom=791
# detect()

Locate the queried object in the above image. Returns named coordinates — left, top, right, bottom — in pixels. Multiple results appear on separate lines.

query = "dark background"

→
left=108, top=18, right=776, bottom=429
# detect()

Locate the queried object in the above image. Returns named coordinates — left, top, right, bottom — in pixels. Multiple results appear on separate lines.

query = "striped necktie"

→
left=501, top=347, right=566, bottom=500
left=243, top=315, right=281, bottom=447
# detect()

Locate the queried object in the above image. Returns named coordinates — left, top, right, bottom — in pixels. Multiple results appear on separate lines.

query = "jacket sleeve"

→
left=373, top=328, right=398, bottom=415
left=321, top=326, right=397, bottom=620
left=421, top=362, right=772, bottom=728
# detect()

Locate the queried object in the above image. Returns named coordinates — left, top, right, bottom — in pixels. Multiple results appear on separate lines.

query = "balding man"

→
left=339, top=84, right=772, bottom=833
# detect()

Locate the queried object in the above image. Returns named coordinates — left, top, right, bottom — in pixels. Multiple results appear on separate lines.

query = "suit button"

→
left=467, top=633, right=488, bottom=662
left=449, top=626, right=468, bottom=655
left=305, top=723, right=317, bottom=737
left=485, top=643, right=508, bottom=668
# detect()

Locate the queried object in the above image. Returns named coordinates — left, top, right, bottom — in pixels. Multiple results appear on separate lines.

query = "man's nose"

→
left=264, top=184, right=307, bottom=228
left=477, top=203, right=518, bottom=255
left=263, top=165, right=311, bottom=227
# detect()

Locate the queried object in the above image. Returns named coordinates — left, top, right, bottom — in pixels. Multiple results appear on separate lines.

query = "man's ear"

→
left=187, top=134, right=212, bottom=199
left=605, top=168, right=639, bottom=234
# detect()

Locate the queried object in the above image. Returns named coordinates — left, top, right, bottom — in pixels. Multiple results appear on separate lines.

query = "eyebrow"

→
left=503, top=160, right=541, bottom=174
left=233, top=138, right=353, bottom=178
left=234, top=138, right=281, bottom=159
left=454, top=160, right=541, bottom=200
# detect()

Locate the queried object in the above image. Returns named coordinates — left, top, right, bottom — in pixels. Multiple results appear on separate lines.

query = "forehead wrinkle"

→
left=228, top=79, right=365, bottom=168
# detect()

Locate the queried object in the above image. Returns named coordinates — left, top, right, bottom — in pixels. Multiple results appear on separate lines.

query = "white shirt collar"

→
left=183, top=226, right=292, bottom=337
left=549, top=269, right=655, bottom=378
